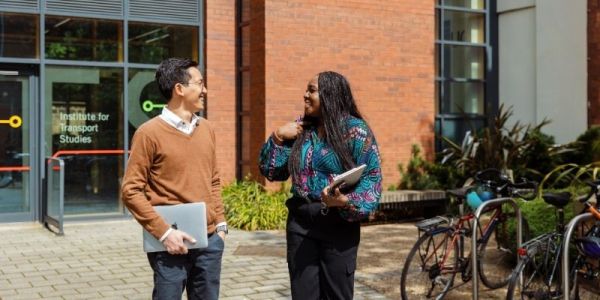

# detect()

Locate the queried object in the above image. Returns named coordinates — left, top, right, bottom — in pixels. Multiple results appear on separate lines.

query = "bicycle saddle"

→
left=542, top=192, right=571, bottom=208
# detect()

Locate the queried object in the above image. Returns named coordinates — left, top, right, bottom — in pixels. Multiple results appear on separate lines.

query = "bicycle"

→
left=506, top=179, right=600, bottom=299
left=400, top=168, right=536, bottom=299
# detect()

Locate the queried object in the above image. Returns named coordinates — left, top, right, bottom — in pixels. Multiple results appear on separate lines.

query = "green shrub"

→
left=398, top=144, right=439, bottom=190
left=503, top=185, right=588, bottom=248
left=563, top=126, right=600, bottom=165
left=397, top=144, right=461, bottom=190
left=222, top=179, right=290, bottom=230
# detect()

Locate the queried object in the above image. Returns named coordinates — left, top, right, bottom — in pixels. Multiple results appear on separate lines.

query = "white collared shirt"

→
left=159, top=107, right=200, bottom=135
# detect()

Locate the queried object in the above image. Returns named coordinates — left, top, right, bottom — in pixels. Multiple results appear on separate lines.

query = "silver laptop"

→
left=143, top=202, right=208, bottom=252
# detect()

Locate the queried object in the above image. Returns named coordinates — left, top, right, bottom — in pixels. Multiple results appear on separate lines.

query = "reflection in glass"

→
left=128, top=68, right=164, bottom=142
left=0, top=75, right=30, bottom=213
left=45, top=16, right=122, bottom=61
left=129, top=22, right=198, bottom=64
left=45, top=66, right=123, bottom=215
left=440, top=82, right=484, bottom=114
left=443, top=0, right=485, bottom=9
left=443, top=45, right=485, bottom=79
left=436, top=117, right=485, bottom=149
left=0, top=13, right=38, bottom=58
left=442, top=11, right=485, bottom=43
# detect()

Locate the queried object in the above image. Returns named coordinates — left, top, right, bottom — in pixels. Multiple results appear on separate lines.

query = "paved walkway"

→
left=0, top=219, right=388, bottom=300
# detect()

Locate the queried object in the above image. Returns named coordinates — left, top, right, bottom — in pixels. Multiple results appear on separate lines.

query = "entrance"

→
left=0, top=66, right=39, bottom=222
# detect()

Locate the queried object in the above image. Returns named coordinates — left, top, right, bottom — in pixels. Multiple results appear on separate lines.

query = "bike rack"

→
left=561, top=212, right=593, bottom=300
left=43, top=157, right=64, bottom=235
left=471, top=197, right=523, bottom=300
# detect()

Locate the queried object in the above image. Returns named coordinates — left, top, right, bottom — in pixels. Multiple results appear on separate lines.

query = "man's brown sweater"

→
left=121, top=116, right=224, bottom=239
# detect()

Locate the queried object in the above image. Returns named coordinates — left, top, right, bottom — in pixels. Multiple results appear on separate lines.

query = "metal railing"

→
left=471, top=197, right=523, bottom=299
left=561, top=212, right=593, bottom=300
left=43, top=157, right=64, bottom=235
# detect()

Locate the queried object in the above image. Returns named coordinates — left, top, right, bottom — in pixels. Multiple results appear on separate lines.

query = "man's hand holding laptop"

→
left=163, top=230, right=197, bottom=255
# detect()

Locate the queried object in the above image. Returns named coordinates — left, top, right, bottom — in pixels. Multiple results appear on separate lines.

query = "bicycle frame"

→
left=433, top=204, right=505, bottom=277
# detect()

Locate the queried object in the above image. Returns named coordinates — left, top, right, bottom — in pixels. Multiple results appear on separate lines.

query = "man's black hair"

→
left=155, top=57, right=199, bottom=100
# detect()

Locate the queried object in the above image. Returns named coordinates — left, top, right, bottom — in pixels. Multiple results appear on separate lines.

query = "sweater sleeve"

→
left=121, top=128, right=170, bottom=239
left=338, top=120, right=383, bottom=222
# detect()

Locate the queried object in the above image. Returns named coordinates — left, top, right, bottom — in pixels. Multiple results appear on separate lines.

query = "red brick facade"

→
left=589, top=0, right=600, bottom=126
left=206, top=0, right=238, bottom=182
left=208, top=1, right=435, bottom=188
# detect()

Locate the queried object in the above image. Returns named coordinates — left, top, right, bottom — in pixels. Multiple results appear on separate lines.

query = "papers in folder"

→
left=143, top=202, right=208, bottom=252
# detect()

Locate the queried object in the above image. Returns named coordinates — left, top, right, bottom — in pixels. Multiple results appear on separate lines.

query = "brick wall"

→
left=590, top=0, right=600, bottom=126
left=206, top=0, right=238, bottom=183
left=250, top=0, right=435, bottom=188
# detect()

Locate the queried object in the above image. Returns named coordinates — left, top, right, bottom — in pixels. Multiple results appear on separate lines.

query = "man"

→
left=121, top=57, right=227, bottom=300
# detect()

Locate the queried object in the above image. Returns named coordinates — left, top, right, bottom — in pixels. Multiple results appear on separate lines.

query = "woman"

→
left=259, top=71, right=382, bottom=299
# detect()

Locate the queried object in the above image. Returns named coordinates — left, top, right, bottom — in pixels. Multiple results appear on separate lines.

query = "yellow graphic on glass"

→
left=142, top=100, right=166, bottom=112
left=0, top=115, right=22, bottom=128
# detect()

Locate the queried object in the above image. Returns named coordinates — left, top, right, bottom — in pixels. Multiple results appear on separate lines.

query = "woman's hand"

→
left=273, top=121, right=303, bottom=145
left=321, top=185, right=349, bottom=207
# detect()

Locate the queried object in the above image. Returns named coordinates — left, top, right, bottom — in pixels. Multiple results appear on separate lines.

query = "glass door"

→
left=0, top=70, right=37, bottom=222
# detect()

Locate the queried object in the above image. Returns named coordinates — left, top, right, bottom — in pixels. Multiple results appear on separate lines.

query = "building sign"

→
left=58, top=112, right=111, bottom=144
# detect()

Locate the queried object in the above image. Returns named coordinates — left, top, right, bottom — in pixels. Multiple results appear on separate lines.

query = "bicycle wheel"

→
left=506, top=244, right=566, bottom=300
left=572, top=270, right=600, bottom=300
left=401, top=230, right=458, bottom=300
left=478, top=214, right=530, bottom=289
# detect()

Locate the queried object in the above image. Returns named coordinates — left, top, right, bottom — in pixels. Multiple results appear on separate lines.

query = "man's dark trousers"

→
left=147, top=233, right=224, bottom=300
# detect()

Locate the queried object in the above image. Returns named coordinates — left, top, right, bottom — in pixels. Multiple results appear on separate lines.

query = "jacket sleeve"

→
left=121, top=128, right=170, bottom=239
left=338, top=120, right=383, bottom=221
left=258, top=136, right=292, bottom=181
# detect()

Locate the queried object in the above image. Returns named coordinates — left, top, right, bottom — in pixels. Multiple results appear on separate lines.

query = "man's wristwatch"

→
left=216, top=224, right=228, bottom=235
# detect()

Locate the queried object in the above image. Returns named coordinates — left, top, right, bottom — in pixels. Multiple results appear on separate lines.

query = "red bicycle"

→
left=400, top=169, right=536, bottom=299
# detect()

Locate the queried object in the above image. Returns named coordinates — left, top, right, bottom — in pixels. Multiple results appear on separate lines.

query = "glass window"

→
left=443, top=0, right=485, bottom=9
left=45, top=66, right=124, bottom=215
left=0, top=75, right=31, bottom=213
left=45, top=16, right=122, bottom=62
left=127, top=68, right=164, bottom=142
left=0, top=13, right=39, bottom=58
left=440, top=82, right=484, bottom=114
left=442, top=11, right=485, bottom=44
left=128, top=22, right=198, bottom=64
left=435, top=117, right=486, bottom=150
left=442, top=45, right=485, bottom=79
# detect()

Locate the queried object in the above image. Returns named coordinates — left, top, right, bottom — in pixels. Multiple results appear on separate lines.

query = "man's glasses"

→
left=183, top=81, right=204, bottom=87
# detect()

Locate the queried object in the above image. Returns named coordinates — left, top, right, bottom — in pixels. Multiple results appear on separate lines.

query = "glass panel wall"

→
left=435, top=1, right=490, bottom=150
left=442, top=11, right=485, bottom=43
left=0, top=8, right=203, bottom=219
left=46, top=66, right=124, bottom=215
left=0, top=75, right=31, bottom=214
left=443, top=0, right=485, bottom=10
left=128, top=22, right=198, bottom=64
left=45, top=16, right=122, bottom=61
left=127, top=68, right=164, bottom=142
left=0, top=13, right=39, bottom=58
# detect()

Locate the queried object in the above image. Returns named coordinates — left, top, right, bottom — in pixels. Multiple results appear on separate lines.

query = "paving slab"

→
left=0, top=219, right=388, bottom=299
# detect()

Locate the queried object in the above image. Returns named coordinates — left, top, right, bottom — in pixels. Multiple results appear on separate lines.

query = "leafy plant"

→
left=397, top=144, right=462, bottom=190
left=563, top=126, right=600, bottom=165
left=440, top=104, right=569, bottom=182
left=222, top=178, right=290, bottom=230
left=398, top=145, right=439, bottom=190
left=539, top=161, right=600, bottom=190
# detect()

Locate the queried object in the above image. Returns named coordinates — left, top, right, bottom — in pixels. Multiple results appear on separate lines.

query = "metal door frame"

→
left=0, top=65, right=40, bottom=222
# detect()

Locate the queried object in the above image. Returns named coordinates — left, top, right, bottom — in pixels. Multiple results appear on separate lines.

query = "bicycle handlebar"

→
left=472, top=168, right=538, bottom=200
